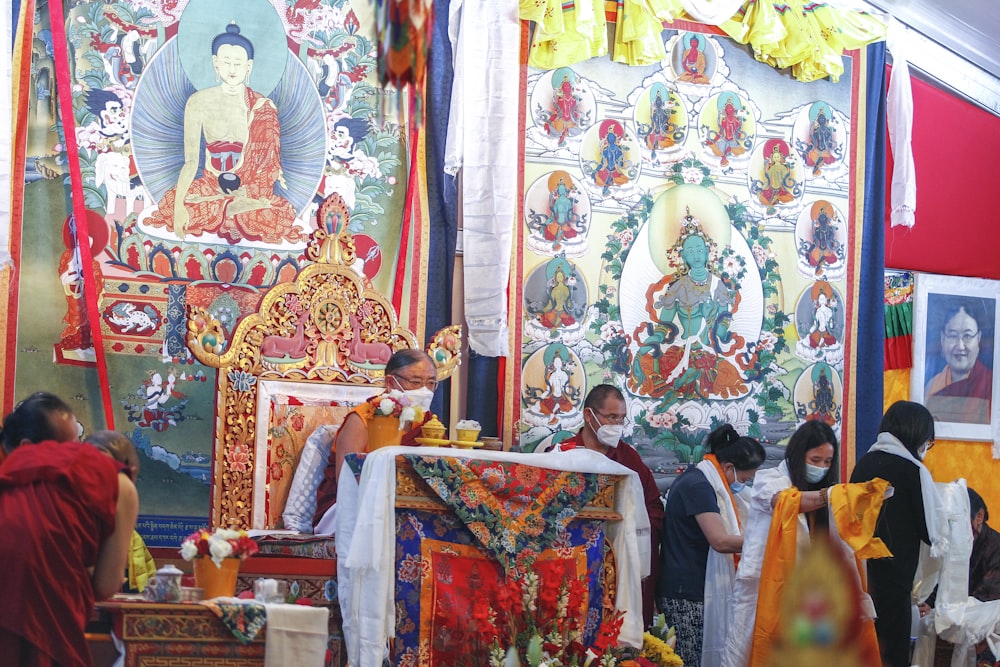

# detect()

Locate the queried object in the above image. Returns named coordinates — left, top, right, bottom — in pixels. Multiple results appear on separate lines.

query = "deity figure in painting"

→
left=593, top=119, right=629, bottom=196
left=678, top=34, right=710, bottom=84
left=804, top=203, right=841, bottom=274
left=544, top=69, right=585, bottom=145
left=800, top=365, right=838, bottom=426
left=804, top=105, right=839, bottom=176
left=755, top=139, right=797, bottom=211
left=525, top=346, right=581, bottom=425
left=807, top=281, right=839, bottom=350
left=542, top=174, right=583, bottom=251
left=56, top=215, right=106, bottom=358
left=704, top=95, right=748, bottom=167
left=629, top=208, right=747, bottom=400
left=645, top=86, right=677, bottom=158
left=536, top=257, right=581, bottom=330
left=145, top=23, right=300, bottom=244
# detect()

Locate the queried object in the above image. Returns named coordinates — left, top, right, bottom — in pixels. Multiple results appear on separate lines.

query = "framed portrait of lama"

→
left=911, top=273, right=1000, bottom=444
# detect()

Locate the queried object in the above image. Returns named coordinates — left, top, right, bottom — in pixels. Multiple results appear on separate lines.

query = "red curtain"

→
left=884, top=67, right=1000, bottom=279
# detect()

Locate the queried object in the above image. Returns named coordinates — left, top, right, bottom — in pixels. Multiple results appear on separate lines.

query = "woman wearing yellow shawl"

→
left=722, top=420, right=889, bottom=667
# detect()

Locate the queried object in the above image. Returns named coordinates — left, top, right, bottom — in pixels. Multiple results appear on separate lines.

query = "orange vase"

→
left=368, top=414, right=404, bottom=450
left=193, top=557, right=240, bottom=599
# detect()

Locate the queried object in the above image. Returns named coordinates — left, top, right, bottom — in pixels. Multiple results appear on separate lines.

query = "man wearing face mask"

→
left=557, top=384, right=664, bottom=625
left=313, top=349, right=438, bottom=528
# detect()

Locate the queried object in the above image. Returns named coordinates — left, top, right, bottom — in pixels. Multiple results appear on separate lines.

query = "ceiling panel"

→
left=867, top=0, right=1000, bottom=80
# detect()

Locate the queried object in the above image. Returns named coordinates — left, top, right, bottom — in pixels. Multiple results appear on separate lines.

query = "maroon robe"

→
left=0, top=441, right=120, bottom=667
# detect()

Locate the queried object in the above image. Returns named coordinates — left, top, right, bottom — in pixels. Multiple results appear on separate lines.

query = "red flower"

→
left=290, top=413, right=305, bottom=431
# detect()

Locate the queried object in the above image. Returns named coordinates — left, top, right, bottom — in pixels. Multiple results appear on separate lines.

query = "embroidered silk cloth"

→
left=394, top=508, right=609, bottom=666
left=199, top=599, right=268, bottom=644
left=337, top=446, right=649, bottom=666
left=407, top=454, right=606, bottom=572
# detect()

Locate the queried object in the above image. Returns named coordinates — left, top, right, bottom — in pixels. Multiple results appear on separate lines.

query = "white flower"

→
left=399, top=406, right=417, bottom=424
left=180, top=541, right=199, bottom=561
left=209, top=535, right=234, bottom=565
left=377, top=398, right=395, bottom=415
left=457, top=419, right=481, bottom=430
left=682, top=166, right=704, bottom=184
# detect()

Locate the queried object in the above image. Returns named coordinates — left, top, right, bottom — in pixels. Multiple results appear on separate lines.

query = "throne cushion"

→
left=282, top=424, right=339, bottom=533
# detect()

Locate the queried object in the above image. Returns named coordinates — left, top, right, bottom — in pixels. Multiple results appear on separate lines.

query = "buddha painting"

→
left=523, top=255, right=588, bottom=345
left=794, top=280, right=845, bottom=366
left=582, top=119, right=638, bottom=198
left=623, top=191, right=757, bottom=402
left=144, top=23, right=300, bottom=244
left=131, top=0, right=326, bottom=253
left=751, top=138, right=801, bottom=213
left=795, top=200, right=846, bottom=280
left=798, top=102, right=843, bottom=177
left=676, top=33, right=712, bottom=85
left=703, top=93, right=753, bottom=168
left=637, top=83, right=682, bottom=161
left=794, top=362, right=842, bottom=427
left=541, top=68, right=588, bottom=145
left=521, top=344, right=585, bottom=429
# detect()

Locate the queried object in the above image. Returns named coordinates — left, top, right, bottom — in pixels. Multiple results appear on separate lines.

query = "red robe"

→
left=146, top=88, right=300, bottom=245
left=0, top=441, right=120, bottom=667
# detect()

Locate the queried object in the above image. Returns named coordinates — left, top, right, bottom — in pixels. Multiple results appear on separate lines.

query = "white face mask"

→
left=804, top=463, right=829, bottom=484
left=402, top=386, right=434, bottom=411
left=588, top=409, right=623, bottom=448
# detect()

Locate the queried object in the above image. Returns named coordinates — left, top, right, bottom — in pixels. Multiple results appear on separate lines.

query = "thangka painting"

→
left=514, top=24, right=864, bottom=466
left=8, top=0, right=413, bottom=545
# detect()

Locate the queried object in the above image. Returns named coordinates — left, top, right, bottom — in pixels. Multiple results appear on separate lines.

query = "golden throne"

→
left=186, top=211, right=461, bottom=531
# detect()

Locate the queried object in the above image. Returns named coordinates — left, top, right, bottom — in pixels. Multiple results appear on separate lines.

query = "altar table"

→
left=97, top=599, right=329, bottom=667
left=97, top=600, right=266, bottom=666
left=335, top=446, right=651, bottom=667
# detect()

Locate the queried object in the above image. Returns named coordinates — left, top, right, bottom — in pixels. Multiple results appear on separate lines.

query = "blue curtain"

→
left=854, top=42, right=888, bottom=457
left=424, top=0, right=459, bottom=426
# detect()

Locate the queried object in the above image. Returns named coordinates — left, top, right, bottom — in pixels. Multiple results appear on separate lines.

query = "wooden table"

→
left=96, top=599, right=266, bottom=667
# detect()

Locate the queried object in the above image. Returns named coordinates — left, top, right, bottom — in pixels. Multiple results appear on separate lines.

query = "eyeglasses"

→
left=390, top=374, right=439, bottom=392
left=593, top=410, right=629, bottom=426
left=943, top=330, right=980, bottom=345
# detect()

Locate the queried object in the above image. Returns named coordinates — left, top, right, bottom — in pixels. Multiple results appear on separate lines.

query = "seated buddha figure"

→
left=145, top=23, right=300, bottom=245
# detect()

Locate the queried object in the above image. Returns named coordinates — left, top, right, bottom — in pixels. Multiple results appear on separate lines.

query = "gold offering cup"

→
left=455, top=428, right=481, bottom=443
left=421, top=425, right=447, bottom=440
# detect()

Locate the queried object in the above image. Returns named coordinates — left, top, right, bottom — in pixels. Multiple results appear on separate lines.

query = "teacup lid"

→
left=157, top=564, right=183, bottom=576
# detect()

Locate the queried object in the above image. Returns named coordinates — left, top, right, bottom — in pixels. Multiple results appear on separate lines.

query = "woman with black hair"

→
left=722, top=419, right=840, bottom=667
left=851, top=400, right=941, bottom=667
left=657, top=424, right=766, bottom=666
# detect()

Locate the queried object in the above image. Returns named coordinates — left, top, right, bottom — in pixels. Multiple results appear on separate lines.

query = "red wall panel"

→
left=885, top=68, right=1000, bottom=279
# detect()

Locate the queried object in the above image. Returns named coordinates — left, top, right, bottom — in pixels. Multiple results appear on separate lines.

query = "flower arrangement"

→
left=369, top=389, right=424, bottom=426
left=179, top=527, right=259, bottom=567
left=469, top=569, right=682, bottom=667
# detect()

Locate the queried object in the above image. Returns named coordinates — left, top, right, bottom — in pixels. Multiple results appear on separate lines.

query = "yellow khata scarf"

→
left=128, top=529, right=157, bottom=592
left=748, top=480, right=892, bottom=666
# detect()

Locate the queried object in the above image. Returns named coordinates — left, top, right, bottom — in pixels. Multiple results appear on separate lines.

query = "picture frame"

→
left=911, top=273, right=1000, bottom=444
